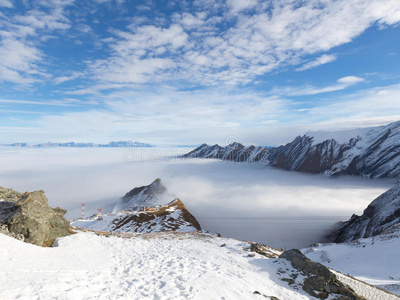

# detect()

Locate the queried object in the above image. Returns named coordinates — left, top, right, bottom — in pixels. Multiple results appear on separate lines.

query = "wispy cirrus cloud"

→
left=270, top=76, right=365, bottom=96
left=296, top=54, right=338, bottom=71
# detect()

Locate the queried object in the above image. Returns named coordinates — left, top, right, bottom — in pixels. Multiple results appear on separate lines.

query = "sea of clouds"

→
left=0, top=147, right=395, bottom=248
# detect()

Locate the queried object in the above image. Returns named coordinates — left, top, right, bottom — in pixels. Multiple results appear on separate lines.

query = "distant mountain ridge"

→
left=184, top=120, right=400, bottom=179
left=7, top=141, right=154, bottom=148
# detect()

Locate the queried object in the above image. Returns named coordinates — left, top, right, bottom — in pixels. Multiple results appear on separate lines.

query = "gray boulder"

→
left=280, top=249, right=365, bottom=300
left=0, top=187, right=73, bottom=247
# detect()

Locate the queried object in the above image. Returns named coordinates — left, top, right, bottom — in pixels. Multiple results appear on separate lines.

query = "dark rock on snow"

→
left=0, top=187, right=73, bottom=247
left=279, top=249, right=365, bottom=300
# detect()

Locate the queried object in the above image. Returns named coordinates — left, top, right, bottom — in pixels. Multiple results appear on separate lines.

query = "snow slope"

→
left=303, top=226, right=400, bottom=297
left=0, top=231, right=312, bottom=300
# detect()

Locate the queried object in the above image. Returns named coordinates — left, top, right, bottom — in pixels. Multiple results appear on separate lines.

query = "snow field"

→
left=0, top=232, right=311, bottom=300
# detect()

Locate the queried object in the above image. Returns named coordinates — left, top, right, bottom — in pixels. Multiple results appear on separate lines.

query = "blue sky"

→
left=0, top=0, right=400, bottom=146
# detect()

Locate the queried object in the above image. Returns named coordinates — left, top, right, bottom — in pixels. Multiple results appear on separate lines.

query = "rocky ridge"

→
left=72, top=179, right=201, bottom=233
left=184, top=120, right=400, bottom=179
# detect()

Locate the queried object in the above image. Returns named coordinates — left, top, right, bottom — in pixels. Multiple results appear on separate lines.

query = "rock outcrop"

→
left=327, top=184, right=400, bottom=243
left=184, top=120, right=400, bottom=179
left=114, top=178, right=173, bottom=212
left=72, top=179, right=201, bottom=233
left=279, top=249, right=365, bottom=299
left=0, top=187, right=73, bottom=247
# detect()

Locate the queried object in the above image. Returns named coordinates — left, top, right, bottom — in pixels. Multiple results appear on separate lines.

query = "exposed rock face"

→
left=0, top=224, right=24, bottom=241
left=183, top=120, right=400, bottom=179
left=72, top=179, right=201, bottom=233
left=0, top=187, right=72, bottom=247
left=183, top=142, right=271, bottom=163
left=328, top=184, right=400, bottom=243
left=279, top=249, right=365, bottom=300
left=114, top=178, right=173, bottom=211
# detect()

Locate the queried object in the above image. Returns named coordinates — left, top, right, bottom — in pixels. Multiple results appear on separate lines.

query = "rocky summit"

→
left=0, top=187, right=73, bottom=247
left=72, top=179, right=201, bottom=233
left=114, top=178, right=173, bottom=212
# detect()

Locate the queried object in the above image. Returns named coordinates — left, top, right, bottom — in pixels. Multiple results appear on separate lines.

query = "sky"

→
left=0, top=0, right=400, bottom=146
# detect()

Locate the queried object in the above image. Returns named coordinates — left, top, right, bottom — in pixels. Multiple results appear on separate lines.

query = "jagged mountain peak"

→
left=184, top=120, right=400, bottom=179
left=114, top=178, right=173, bottom=212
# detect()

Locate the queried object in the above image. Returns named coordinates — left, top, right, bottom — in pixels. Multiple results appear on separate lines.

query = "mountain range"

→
left=184, top=120, right=400, bottom=179
left=6, top=141, right=154, bottom=148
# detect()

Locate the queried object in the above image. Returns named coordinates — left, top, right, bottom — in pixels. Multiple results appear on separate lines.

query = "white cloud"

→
left=86, top=0, right=400, bottom=87
left=53, top=72, right=83, bottom=85
left=0, top=38, right=43, bottom=84
left=271, top=76, right=365, bottom=96
left=0, top=0, right=73, bottom=85
left=0, top=0, right=12, bottom=8
left=0, top=98, right=80, bottom=106
left=337, top=76, right=365, bottom=84
left=227, top=0, right=257, bottom=12
left=296, top=54, right=337, bottom=71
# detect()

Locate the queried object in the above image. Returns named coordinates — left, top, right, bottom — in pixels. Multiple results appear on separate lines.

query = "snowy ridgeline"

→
left=1, top=231, right=398, bottom=300
left=184, top=120, right=400, bottom=178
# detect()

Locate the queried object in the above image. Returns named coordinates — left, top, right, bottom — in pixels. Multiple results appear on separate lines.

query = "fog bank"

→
left=0, top=147, right=395, bottom=248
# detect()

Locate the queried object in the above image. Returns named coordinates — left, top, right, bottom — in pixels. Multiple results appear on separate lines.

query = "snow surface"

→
left=303, top=230, right=400, bottom=297
left=0, top=232, right=315, bottom=300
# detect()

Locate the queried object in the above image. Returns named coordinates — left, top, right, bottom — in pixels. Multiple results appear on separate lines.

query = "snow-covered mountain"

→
left=72, top=179, right=201, bottom=233
left=184, top=120, right=400, bottom=179
left=7, top=140, right=154, bottom=147
left=327, top=184, right=400, bottom=243
left=183, top=142, right=271, bottom=163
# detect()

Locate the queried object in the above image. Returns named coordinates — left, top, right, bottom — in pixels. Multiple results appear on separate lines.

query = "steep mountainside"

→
left=327, top=184, right=400, bottom=243
left=184, top=120, right=400, bottom=179
left=72, top=179, right=201, bottom=233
